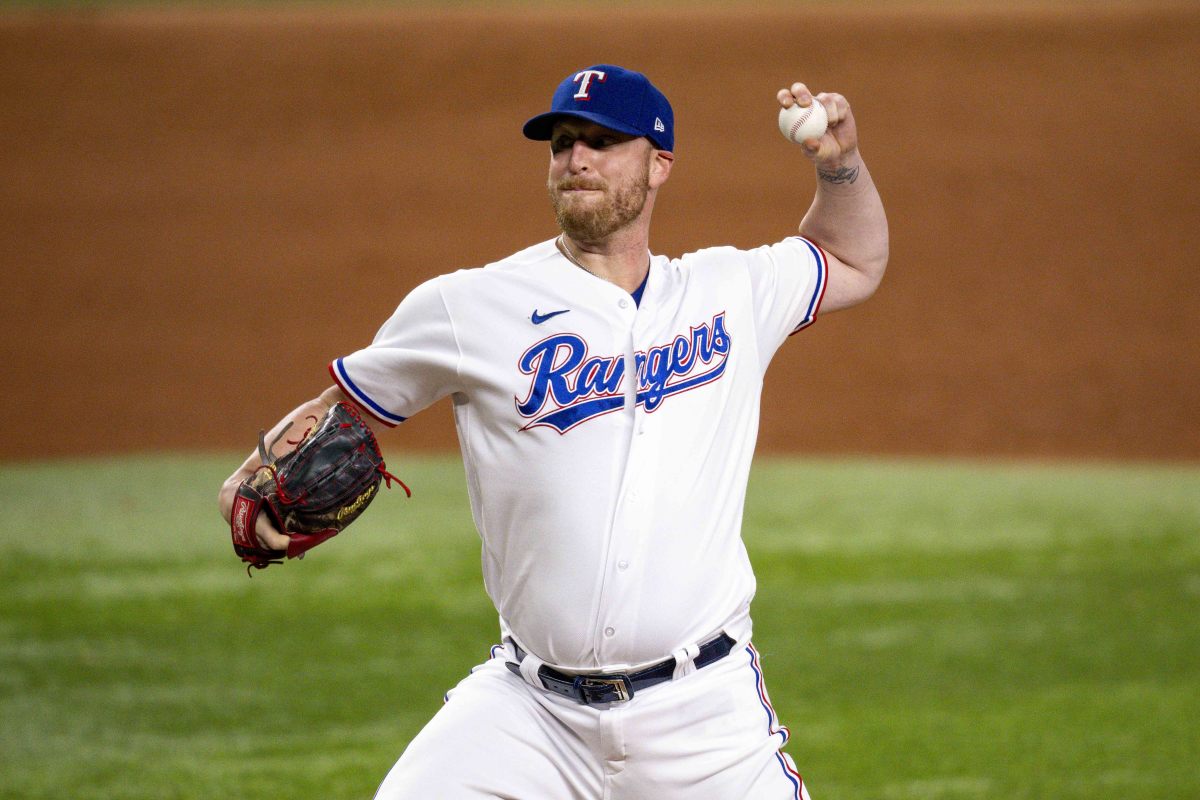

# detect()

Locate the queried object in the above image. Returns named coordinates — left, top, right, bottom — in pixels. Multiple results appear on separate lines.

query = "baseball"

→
left=778, top=100, right=828, bottom=144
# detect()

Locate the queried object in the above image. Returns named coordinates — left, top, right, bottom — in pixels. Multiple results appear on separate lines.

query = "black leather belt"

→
left=505, top=633, right=736, bottom=705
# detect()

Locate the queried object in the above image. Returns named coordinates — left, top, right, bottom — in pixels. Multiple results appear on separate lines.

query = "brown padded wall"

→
left=1, top=6, right=1197, bottom=460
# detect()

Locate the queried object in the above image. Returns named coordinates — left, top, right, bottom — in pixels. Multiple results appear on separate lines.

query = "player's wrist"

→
left=813, top=151, right=870, bottom=192
left=218, top=466, right=261, bottom=522
left=217, top=477, right=239, bottom=521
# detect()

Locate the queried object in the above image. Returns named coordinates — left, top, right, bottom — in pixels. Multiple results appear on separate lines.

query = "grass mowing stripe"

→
left=1, top=454, right=1197, bottom=799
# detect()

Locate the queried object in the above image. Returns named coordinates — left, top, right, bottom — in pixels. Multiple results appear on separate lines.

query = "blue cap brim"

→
left=523, top=110, right=670, bottom=151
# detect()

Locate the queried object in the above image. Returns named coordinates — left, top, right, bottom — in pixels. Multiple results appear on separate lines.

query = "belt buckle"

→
left=573, top=674, right=634, bottom=704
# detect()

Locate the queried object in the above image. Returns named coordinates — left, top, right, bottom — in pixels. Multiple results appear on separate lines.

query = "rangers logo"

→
left=515, top=313, right=731, bottom=433
left=572, top=69, right=606, bottom=100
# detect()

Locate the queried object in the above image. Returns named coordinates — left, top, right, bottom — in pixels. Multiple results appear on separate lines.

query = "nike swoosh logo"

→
left=531, top=309, right=571, bottom=325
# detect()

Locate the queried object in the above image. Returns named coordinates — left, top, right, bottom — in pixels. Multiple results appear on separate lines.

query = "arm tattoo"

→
left=817, top=164, right=860, bottom=185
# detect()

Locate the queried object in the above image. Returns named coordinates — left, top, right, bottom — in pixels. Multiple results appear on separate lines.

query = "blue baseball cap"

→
left=523, top=64, right=674, bottom=152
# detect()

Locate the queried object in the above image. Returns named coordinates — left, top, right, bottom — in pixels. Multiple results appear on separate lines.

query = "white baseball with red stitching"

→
left=778, top=100, right=828, bottom=144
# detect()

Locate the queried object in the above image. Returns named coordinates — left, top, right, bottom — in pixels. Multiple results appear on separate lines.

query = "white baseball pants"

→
left=373, top=641, right=811, bottom=800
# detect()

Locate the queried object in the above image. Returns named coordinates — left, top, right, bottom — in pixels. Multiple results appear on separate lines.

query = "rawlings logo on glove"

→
left=230, top=401, right=409, bottom=572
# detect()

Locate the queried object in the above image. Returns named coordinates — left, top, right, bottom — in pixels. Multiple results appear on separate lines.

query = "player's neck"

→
left=559, top=227, right=651, bottom=295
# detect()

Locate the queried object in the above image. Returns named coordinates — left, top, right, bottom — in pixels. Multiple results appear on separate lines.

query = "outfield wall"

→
left=2, top=5, right=1197, bottom=460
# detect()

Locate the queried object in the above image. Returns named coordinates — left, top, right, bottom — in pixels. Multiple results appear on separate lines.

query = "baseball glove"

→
left=229, top=401, right=409, bottom=571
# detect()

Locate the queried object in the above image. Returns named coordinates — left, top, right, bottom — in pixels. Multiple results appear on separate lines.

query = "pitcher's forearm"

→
left=799, top=153, right=889, bottom=286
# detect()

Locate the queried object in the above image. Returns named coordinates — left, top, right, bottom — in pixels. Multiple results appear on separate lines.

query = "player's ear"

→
left=649, top=148, right=674, bottom=189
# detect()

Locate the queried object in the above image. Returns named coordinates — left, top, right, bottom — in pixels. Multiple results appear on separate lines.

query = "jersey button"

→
left=618, top=298, right=629, bottom=309
left=617, top=560, right=629, bottom=571
left=604, top=627, right=616, bottom=638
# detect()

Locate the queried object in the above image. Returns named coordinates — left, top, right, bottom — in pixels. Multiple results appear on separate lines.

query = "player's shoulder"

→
left=674, top=244, right=744, bottom=265
left=678, top=237, right=816, bottom=260
left=491, top=238, right=561, bottom=270
left=645, top=246, right=746, bottom=300
left=436, top=239, right=559, bottom=291
left=668, top=237, right=821, bottom=272
left=662, top=243, right=755, bottom=279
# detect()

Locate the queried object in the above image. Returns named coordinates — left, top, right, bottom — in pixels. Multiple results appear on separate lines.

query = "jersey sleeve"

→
left=329, top=276, right=462, bottom=427
left=742, top=235, right=828, bottom=363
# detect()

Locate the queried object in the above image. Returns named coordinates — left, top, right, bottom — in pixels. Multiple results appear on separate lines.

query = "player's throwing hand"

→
left=778, top=81, right=859, bottom=166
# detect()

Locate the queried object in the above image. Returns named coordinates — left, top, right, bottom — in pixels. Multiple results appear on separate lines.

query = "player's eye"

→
left=551, top=135, right=576, bottom=154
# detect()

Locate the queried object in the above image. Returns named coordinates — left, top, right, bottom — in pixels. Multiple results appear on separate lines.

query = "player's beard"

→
left=549, top=157, right=651, bottom=242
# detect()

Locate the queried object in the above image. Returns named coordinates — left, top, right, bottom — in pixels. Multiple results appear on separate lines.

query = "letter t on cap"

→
left=573, top=69, right=607, bottom=100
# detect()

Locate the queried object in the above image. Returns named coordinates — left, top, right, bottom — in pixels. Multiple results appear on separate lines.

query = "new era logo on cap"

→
left=523, top=64, right=675, bottom=152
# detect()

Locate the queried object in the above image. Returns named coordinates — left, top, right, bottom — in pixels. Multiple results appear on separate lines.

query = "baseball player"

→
left=219, top=64, right=887, bottom=798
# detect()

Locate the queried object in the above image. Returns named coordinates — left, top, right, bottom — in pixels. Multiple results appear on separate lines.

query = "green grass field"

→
left=1, top=454, right=1197, bottom=799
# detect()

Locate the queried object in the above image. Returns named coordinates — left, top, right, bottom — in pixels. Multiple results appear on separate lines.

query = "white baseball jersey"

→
left=331, top=235, right=826, bottom=671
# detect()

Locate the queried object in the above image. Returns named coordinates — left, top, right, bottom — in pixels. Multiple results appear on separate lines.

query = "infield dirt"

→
left=1, top=5, right=1197, bottom=461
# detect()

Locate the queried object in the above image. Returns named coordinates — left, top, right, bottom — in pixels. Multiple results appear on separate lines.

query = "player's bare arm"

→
left=780, top=81, right=889, bottom=313
left=217, top=384, right=352, bottom=550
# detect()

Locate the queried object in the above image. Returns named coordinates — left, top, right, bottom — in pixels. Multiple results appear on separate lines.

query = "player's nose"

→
left=566, top=139, right=595, bottom=172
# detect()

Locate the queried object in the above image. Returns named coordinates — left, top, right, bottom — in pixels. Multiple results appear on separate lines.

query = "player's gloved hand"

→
left=220, top=469, right=290, bottom=550
left=226, top=401, right=410, bottom=572
left=250, top=510, right=289, bottom=552
left=777, top=82, right=859, bottom=167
